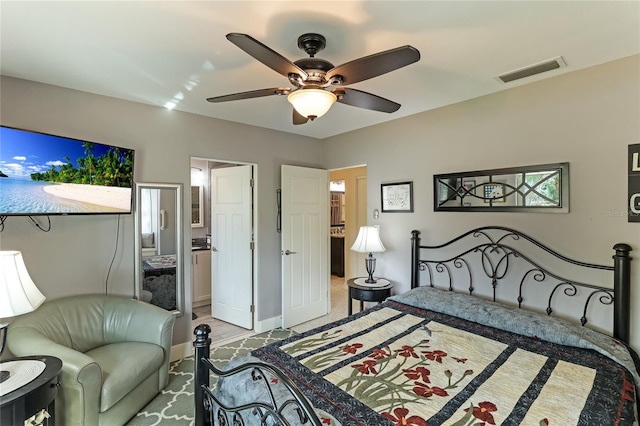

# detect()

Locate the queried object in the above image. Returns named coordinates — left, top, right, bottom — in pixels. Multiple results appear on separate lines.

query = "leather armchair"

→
left=7, top=294, right=176, bottom=426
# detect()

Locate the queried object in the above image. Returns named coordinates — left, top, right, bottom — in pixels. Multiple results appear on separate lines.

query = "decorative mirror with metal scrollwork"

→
left=134, top=182, right=184, bottom=316
left=434, top=162, right=569, bottom=213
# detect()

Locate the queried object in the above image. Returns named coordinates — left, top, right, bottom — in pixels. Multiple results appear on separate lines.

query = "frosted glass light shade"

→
left=0, top=251, right=45, bottom=318
left=287, top=89, right=337, bottom=119
left=350, top=226, right=386, bottom=253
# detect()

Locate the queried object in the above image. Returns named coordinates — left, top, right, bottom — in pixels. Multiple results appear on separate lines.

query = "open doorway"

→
left=190, top=157, right=256, bottom=343
left=329, top=166, right=368, bottom=281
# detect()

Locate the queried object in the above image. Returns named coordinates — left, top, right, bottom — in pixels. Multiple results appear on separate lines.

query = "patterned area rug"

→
left=126, top=329, right=297, bottom=426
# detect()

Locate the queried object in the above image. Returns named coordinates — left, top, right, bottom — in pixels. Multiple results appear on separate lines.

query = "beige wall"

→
left=0, top=76, right=325, bottom=346
left=2, top=54, right=638, bottom=352
left=325, top=55, right=640, bottom=351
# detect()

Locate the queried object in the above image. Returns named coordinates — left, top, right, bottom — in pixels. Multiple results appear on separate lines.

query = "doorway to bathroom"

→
left=190, top=157, right=256, bottom=343
left=329, top=166, right=368, bottom=282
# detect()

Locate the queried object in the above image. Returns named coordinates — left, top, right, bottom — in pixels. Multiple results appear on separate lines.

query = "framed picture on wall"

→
left=463, top=180, right=476, bottom=193
left=381, top=181, right=414, bottom=212
left=484, top=183, right=505, bottom=203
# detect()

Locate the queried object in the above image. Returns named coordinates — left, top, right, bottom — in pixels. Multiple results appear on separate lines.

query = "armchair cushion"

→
left=7, top=294, right=175, bottom=426
left=87, top=342, right=163, bottom=411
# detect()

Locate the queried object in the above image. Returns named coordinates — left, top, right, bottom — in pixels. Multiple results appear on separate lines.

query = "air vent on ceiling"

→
left=496, top=56, right=567, bottom=83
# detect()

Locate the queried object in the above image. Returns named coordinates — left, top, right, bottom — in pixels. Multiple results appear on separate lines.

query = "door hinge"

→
left=250, top=178, right=255, bottom=187
left=250, top=304, right=255, bottom=313
left=250, top=241, right=255, bottom=250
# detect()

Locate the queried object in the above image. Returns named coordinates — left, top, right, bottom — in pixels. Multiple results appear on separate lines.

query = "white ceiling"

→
left=1, top=1, right=639, bottom=140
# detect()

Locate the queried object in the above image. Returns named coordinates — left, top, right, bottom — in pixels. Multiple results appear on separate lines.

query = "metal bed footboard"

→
left=193, top=324, right=323, bottom=426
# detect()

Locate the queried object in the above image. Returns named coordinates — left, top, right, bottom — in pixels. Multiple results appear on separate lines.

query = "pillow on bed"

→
left=388, top=286, right=640, bottom=389
left=214, top=355, right=341, bottom=426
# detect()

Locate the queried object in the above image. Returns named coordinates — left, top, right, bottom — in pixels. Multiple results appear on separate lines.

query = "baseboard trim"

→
left=170, top=341, right=193, bottom=361
left=171, top=315, right=283, bottom=361
left=254, top=315, right=282, bottom=333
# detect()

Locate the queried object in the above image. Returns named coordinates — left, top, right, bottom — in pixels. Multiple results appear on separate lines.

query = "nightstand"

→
left=347, top=277, right=393, bottom=315
left=0, top=355, right=62, bottom=425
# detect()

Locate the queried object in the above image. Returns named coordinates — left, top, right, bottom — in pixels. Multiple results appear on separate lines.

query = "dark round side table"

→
left=347, top=277, right=393, bottom=316
left=1, top=355, right=62, bottom=425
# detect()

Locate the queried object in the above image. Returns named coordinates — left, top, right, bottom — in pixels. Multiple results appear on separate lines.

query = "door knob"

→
left=283, top=250, right=297, bottom=255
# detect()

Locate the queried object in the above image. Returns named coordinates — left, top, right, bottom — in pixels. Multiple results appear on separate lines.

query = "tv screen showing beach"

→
left=0, top=126, right=135, bottom=215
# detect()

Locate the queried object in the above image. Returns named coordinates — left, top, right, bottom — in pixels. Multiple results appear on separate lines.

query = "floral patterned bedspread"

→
left=248, top=288, right=639, bottom=426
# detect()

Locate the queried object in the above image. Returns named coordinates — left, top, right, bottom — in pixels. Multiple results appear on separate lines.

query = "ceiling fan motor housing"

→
left=294, top=34, right=335, bottom=86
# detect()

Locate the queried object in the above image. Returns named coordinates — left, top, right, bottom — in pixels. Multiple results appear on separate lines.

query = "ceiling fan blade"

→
left=326, top=45, right=420, bottom=85
left=227, top=33, right=308, bottom=80
left=334, top=88, right=401, bottom=113
left=207, top=87, right=290, bottom=103
left=293, top=108, right=309, bottom=125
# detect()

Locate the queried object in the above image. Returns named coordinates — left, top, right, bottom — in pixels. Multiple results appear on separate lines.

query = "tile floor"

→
left=192, top=275, right=350, bottom=345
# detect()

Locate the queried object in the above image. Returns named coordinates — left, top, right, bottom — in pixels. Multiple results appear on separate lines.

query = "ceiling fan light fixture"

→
left=287, top=89, right=337, bottom=120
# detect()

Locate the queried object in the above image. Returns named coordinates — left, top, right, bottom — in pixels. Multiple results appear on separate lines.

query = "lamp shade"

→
left=287, top=88, right=337, bottom=119
left=0, top=251, right=45, bottom=318
left=350, top=226, right=386, bottom=253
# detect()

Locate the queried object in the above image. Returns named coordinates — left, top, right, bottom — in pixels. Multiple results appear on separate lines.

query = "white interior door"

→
left=281, top=165, right=329, bottom=328
left=211, top=165, right=253, bottom=329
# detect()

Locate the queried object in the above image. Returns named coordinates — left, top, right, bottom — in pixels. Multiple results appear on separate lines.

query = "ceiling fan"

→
left=206, top=33, right=421, bottom=125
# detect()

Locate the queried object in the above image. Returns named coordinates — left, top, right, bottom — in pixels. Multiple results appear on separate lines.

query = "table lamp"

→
left=350, top=226, right=386, bottom=284
left=0, top=251, right=46, bottom=383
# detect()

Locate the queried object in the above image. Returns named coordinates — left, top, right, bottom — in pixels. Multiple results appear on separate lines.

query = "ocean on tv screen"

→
left=0, top=125, right=134, bottom=215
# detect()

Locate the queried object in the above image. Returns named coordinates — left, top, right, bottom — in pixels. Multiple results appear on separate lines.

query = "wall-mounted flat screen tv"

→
left=0, top=125, right=135, bottom=215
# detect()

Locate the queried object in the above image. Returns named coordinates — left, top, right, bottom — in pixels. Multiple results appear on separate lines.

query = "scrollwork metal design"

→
left=193, top=323, right=322, bottom=426
left=452, top=257, right=473, bottom=294
left=581, top=289, right=614, bottom=326
left=518, top=269, right=546, bottom=307
left=546, top=282, right=577, bottom=315
left=411, top=226, right=621, bottom=330
left=197, top=359, right=322, bottom=426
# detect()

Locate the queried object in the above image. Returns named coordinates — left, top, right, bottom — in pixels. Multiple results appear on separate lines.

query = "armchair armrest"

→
left=105, top=298, right=175, bottom=348
left=7, top=328, right=103, bottom=425
left=104, top=298, right=176, bottom=387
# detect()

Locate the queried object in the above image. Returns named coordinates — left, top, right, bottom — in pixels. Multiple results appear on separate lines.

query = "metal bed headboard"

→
left=410, top=226, right=632, bottom=342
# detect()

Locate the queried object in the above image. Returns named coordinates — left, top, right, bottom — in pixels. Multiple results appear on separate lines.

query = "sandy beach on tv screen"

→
left=43, top=183, right=131, bottom=211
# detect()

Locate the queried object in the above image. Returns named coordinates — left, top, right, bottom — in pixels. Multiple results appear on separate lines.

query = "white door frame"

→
left=190, top=157, right=258, bottom=330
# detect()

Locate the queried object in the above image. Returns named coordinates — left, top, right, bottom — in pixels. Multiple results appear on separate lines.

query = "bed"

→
left=194, top=226, right=639, bottom=426
left=142, top=254, right=177, bottom=310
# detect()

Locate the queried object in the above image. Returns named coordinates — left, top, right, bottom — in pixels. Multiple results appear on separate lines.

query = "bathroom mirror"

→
left=434, top=162, right=569, bottom=213
left=134, top=182, right=183, bottom=316
left=330, top=180, right=345, bottom=225
left=191, top=185, right=204, bottom=227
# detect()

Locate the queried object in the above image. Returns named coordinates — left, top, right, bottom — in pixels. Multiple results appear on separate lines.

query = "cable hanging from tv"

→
left=28, top=216, right=52, bottom=232
left=0, top=215, right=53, bottom=233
